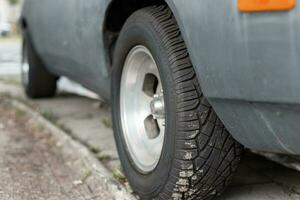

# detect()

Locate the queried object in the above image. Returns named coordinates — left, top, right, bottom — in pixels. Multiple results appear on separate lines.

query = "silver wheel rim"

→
left=21, top=48, right=29, bottom=86
left=120, top=45, right=166, bottom=173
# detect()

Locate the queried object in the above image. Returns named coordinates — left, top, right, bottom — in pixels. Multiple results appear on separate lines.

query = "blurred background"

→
left=0, top=0, right=22, bottom=37
left=0, top=0, right=22, bottom=84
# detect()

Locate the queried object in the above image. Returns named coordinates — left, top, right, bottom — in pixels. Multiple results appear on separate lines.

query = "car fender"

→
left=166, top=0, right=300, bottom=154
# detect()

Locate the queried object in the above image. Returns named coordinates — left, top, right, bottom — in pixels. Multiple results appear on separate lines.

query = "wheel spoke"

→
left=139, top=93, right=153, bottom=118
left=144, top=115, right=160, bottom=139
left=156, top=118, right=165, bottom=135
left=21, top=58, right=30, bottom=86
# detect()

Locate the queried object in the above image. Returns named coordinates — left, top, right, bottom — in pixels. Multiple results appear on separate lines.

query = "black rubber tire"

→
left=112, top=6, right=243, bottom=200
left=21, top=32, right=57, bottom=98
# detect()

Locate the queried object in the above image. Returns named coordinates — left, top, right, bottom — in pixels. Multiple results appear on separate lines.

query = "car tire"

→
left=21, top=32, right=57, bottom=98
left=112, top=5, right=243, bottom=200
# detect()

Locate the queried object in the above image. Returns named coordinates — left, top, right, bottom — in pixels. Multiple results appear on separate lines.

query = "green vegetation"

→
left=0, top=35, right=21, bottom=43
left=112, top=167, right=133, bottom=193
left=96, top=153, right=111, bottom=162
left=0, top=77, right=20, bottom=86
left=81, top=168, right=92, bottom=184
left=40, top=110, right=59, bottom=124
left=90, top=146, right=101, bottom=154
left=8, top=0, right=20, bottom=5
left=112, top=167, right=126, bottom=184
left=102, top=118, right=112, bottom=128
left=15, top=109, right=26, bottom=117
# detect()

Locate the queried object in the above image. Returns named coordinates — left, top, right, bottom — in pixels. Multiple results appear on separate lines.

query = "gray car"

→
left=20, top=0, right=300, bottom=199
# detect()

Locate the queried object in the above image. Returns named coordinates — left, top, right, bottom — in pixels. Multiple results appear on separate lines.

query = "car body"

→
left=22, top=0, right=300, bottom=155
left=21, top=0, right=300, bottom=154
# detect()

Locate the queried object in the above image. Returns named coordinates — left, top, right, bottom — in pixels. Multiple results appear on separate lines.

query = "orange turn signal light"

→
left=238, top=0, right=296, bottom=12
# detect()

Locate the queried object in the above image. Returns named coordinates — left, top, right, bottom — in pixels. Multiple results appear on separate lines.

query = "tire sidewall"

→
left=22, top=32, right=37, bottom=96
left=21, top=35, right=29, bottom=90
left=112, top=17, right=177, bottom=198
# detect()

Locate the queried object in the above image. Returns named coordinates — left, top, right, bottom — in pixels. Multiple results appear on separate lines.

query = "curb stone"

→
left=10, top=98, right=136, bottom=200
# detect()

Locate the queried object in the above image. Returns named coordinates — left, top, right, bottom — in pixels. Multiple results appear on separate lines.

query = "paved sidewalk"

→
left=0, top=39, right=21, bottom=75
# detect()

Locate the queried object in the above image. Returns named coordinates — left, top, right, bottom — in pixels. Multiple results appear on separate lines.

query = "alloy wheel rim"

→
left=120, top=45, right=166, bottom=173
left=21, top=47, right=29, bottom=87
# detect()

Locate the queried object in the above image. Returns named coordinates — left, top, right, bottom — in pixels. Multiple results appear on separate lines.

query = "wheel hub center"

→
left=150, top=94, right=165, bottom=119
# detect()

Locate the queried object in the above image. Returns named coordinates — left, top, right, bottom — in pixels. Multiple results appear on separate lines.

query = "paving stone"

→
left=222, top=183, right=298, bottom=200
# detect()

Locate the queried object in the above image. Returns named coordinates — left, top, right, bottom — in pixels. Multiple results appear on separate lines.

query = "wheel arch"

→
left=102, top=0, right=200, bottom=83
left=103, top=0, right=174, bottom=66
left=19, top=17, right=28, bottom=31
left=102, top=0, right=260, bottom=153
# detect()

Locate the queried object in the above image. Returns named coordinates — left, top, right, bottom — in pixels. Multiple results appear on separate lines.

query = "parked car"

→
left=20, top=0, right=300, bottom=199
left=0, top=21, right=11, bottom=37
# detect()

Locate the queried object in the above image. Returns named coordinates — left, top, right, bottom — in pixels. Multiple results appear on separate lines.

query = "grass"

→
left=0, top=34, right=21, bottom=43
left=96, top=153, right=111, bottom=162
left=40, top=110, right=59, bottom=124
left=0, top=92, right=13, bottom=99
left=102, top=118, right=112, bottom=128
left=112, top=166, right=133, bottom=193
left=0, top=77, right=21, bottom=86
left=90, top=146, right=101, bottom=154
left=40, top=110, right=75, bottom=136
left=57, top=124, right=73, bottom=135
left=15, top=108, right=26, bottom=117
left=112, top=167, right=127, bottom=184
left=80, top=163, right=92, bottom=184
